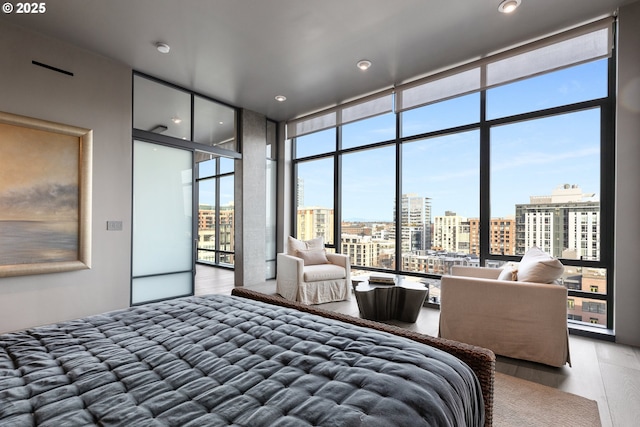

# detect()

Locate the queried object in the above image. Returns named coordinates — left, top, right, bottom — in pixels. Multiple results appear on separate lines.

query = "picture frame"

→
left=0, top=111, right=92, bottom=277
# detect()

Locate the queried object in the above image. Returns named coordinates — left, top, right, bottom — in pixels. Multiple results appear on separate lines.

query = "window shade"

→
left=287, top=90, right=393, bottom=139
left=486, top=27, right=611, bottom=88
left=396, top=17, right=613, bottom=113
left=286, top=111, right=336, bottom=139
left=397, top=68, right=481, bottom=112
left=287, top=17, right=613, bottom=136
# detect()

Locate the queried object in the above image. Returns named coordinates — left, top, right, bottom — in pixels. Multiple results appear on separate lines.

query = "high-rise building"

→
left=433, top=211, right=470, bottom=253
left=297, top=207, right=334, bottom=243
left=395, top=193, right=431, bottom=253
left=516, top=184, right=599, bottom=260
left=341, top=234, right=380, bottom=268
left=468, top=217, right=516, bottom=256
left=296, top=177, right=304, bottom=207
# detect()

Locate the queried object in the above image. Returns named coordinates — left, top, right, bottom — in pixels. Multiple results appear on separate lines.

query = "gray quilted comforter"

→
left=0, top=295, right=484, bottom=426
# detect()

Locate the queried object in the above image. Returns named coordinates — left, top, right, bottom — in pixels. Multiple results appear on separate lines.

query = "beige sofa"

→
left=439, top=266, right=571, bottom=367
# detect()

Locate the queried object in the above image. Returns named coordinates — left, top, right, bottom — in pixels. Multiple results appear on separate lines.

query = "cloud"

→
left=492, top=146, right=599, bottom=172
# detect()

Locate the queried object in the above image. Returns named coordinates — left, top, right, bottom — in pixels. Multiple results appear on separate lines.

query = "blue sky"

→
left=296, top=59, right=606, bottom=221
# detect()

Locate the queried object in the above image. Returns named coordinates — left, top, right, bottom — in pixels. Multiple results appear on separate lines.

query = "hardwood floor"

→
left=194, top=263, right=236, bottom=295
left=195, top=265, right=640, bottom=427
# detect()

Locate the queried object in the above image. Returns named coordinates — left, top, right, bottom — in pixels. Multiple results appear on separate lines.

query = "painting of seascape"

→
left=0, top=112, right=92, bottom=277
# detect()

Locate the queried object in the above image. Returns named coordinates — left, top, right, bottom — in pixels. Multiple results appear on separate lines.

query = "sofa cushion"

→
left=288, top=236, right=324, bottom=255
left=297, top=249, right=329, bottom=265
left=517, top=246, right=564, bottom=283
left=303, top=264, right=346, bottom=282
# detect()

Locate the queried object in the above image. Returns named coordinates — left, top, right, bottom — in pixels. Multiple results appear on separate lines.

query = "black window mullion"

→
left=601, top=38, right=617, bottom=329
left=479, top=90, right=490, bottom=266
left=395, top=110, right=403, bottom=274
left=335, top=127, right=342, bottom=252
left=214, top=159, right=221, bottom=264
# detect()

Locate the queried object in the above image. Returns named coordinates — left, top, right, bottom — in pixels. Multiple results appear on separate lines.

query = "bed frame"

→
left=231, top=288, right=496, bottom=426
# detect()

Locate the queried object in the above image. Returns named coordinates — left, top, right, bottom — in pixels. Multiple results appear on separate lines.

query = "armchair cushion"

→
left=296, top=248, right=329, bottom=265
left=303, top=264, right=346, bottom=282
left=517, top=246, right=563, bottom=283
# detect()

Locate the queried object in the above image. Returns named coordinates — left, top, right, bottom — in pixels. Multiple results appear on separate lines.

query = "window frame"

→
left=290, top=27, right=616, bottom=336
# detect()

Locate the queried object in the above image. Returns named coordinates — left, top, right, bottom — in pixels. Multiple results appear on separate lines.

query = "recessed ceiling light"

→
left=156, top=42, right=171, bottom=53
left=498, top=0, right=521, bottom=13
left=275, top=95, right=287, bottom=102
left=171, top=116, right=182, bottom=124
left=357, top=60, right=372, bottom=71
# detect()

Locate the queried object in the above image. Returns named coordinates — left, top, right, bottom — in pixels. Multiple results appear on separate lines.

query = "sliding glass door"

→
left=131, top=140, right=194, bottom=304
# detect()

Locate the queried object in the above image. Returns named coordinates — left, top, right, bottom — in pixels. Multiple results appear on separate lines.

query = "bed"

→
left=0, top=288, right=494, bottom=426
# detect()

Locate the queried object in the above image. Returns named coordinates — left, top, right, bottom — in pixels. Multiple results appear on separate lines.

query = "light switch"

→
left=107, top=221, right=123, bottom=231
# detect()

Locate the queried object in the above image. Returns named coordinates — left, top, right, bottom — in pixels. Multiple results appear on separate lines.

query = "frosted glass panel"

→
left=133, top=141, right=193, bottom=277
left=131, top=272, right=192, bottom=304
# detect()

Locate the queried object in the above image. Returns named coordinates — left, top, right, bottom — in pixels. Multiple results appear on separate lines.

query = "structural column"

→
left=235, top=109, right=267, bottom=286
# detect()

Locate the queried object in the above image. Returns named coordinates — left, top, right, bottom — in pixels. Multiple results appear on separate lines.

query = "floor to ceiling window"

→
left=289, top=18, right=615, bottom=333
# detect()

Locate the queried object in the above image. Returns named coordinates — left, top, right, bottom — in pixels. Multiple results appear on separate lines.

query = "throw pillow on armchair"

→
left=517, top=246, right=564, bottom=283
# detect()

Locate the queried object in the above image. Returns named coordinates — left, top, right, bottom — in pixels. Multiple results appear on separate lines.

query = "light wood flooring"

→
left=195, top=264, right=640, bottom=427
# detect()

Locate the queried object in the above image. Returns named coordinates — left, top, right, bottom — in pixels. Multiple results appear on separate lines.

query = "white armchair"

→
left=276, top=237, right=351, bottom=305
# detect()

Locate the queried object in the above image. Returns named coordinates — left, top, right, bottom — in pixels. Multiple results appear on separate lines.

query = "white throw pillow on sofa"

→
left=517, top=246, right=564, bottom=283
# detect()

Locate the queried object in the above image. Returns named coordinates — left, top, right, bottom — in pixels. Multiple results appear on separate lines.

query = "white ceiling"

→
left=2, top=0, right=636, bottom=122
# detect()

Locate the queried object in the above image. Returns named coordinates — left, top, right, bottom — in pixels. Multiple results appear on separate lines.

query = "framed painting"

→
left=0, top=111, right=92, bottom=277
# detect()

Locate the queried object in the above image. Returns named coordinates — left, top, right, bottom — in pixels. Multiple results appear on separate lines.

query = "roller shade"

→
left=396, top=17, right=613, bottom=112
left=287, top=90, right=393, bottom=139
left=287, top=17, right=614, bottom=136
left=486, top=26, right=612, bottom=88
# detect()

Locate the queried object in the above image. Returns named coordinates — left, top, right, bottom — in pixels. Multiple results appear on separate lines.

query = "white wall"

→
left=0, top=22, right=132, bottom=333
left=614, top=2, right=640, bottom=347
